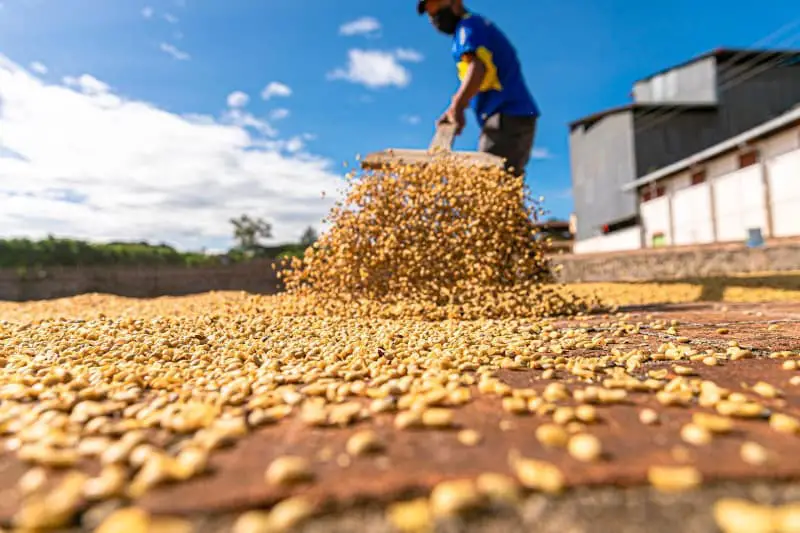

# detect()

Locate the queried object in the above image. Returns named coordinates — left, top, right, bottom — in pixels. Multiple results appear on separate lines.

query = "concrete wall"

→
left=569, top=111, right=639, bottom=241
left=770, top=149, right=800, bottom=237
left=554, top=240, right=800, bottom=283
left=640, top=196, right=671, bottom=248
left=572, top=227, right=642, bottom=254
left=713, top=165, right=767, bottom=242
left=0, top=260, right=282, bottom=302
left=3, top=243, right=800, bottom=301
left=671, top=182, right=714, bottom=246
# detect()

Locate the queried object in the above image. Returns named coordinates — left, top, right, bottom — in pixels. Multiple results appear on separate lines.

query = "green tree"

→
left=300, top=226, right=318, bottom=246
left=0, top=237, right=220, bottom=268
left=230, top=215, right=272, bottom=251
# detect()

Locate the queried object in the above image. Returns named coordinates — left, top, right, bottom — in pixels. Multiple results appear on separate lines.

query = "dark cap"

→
left=416, top=0, right=426, bottom=14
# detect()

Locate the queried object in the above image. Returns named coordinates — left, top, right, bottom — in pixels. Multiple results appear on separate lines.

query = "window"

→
left=691, top=170, right=706, bottom=185
left=738, top=150, right=758, bottom=168
left=641, top=184, right=666, bottom=202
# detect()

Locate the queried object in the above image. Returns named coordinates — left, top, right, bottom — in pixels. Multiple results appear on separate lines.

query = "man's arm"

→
left=441, top=53, right=486, bottom=135
left=453, top=53, right=486, bottom=113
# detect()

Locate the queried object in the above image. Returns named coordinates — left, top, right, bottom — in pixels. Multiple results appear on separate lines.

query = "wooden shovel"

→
left=360, top=121, right=505, bottom=170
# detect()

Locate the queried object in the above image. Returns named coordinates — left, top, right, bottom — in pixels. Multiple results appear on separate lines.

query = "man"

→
left=418, top=0, right=540, bottom=178
left=418, top=0, right=542, bottom=282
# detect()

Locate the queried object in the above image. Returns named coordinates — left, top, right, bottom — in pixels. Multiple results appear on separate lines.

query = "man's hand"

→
left=437, top=102, right=466, bottom=135
left=436, top=52, right=486, bottom=137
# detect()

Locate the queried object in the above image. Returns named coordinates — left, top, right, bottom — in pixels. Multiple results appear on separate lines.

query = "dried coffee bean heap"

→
left=278, top=154, right=603, bottom=320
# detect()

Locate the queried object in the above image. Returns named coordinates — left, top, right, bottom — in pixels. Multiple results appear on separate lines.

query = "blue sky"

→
left=0, top=0, right=798, bottom=250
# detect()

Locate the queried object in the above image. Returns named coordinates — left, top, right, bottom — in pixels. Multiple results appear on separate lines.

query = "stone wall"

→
left=0, top=260, right=282, bottom=302
left=552, top=240, right=800, bottom=283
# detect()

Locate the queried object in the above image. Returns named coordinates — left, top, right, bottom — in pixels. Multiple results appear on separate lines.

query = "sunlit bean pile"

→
left=1, top=158, right=799, bottom=532
left=277, top=156, right=603, bottom=320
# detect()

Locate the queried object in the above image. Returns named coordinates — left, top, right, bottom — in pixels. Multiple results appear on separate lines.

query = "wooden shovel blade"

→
left=360, top=149, right=505, bottom=170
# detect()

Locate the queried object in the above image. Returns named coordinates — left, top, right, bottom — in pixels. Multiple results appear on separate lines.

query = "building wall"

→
left=571, top=227, right=642, bottom=254
left=633, top=57, right=718, bottom=104
left=761, top=126, right=800, bottom=158
left=568, top=111, right=639, bottom=241
left=671, top=183, right=714, bottom=245
left=637, top=123, right=800, bottom=249
left=633, top=108, right=720, bottom=176
left=769, top=149, right=800, bottom=237
left=712, top=165, right=767, bottom=242
left=640, top=196, right=671, bottom=247
left=705, top=152, right=739, bottom=178
left=715, top=59, right=800, bottom=133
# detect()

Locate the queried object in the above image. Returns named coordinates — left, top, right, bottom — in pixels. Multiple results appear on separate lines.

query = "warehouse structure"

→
left=568, top=48, right=800, bottom=253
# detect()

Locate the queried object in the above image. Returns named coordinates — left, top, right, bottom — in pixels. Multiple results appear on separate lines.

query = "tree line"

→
left=0, top=216, right=318, bottom=269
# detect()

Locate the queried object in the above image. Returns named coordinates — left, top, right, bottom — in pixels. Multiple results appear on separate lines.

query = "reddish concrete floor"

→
left=1, top=301, right=799, bottom=531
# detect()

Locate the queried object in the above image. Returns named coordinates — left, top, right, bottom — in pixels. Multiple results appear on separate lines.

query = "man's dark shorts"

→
left=478, top=113, right=537, bottom=177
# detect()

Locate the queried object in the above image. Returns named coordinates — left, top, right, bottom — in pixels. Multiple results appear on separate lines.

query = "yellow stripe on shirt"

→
left=457, top=46, right=503, bottom=92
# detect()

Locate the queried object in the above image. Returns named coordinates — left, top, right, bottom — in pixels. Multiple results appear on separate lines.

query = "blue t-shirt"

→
left=452, top=13, right=540, bottom=127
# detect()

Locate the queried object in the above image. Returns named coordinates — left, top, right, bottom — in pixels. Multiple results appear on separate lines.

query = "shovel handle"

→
left=428, top=121, right=457, bottom=152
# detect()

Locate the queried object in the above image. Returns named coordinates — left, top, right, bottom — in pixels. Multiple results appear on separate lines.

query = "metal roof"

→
left=622, top=105, right=800, bottom=192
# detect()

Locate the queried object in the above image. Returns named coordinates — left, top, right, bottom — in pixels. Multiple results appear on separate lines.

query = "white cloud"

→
left=163, top=13, right=179, bottom=24
left=141, top=6, right=154, bottom=18
left=226, top=91, right=249, bottom=108
left=531, top=147, right=553, bottom=160
left=159, top=43, right=190, bottom=61
left=401, top=114, right=421, bottom=125
left=269, top=108, right=290, bottom=121
left=328, top=49, right=422, bottom=89
left=285, top=136, right=304, bottom=153
left=339, top=17, right=381, bottom=37
left=29, top=61, right=48, bottom=75
left=63, top=74, right=111, bottom=95
left=261, top=82, right=292, bottom=100
left=394, top=48, right=424, bottom=62
left=0, top=55, right=341, bottom=249
left=220, top=108, right=277, bottom=138
left=257, top=135, right=311, bottom=155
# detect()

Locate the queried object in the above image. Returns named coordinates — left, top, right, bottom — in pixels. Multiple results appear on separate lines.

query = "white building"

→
left=574, top=105, right=800, bottom=253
